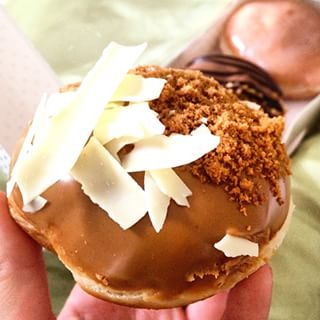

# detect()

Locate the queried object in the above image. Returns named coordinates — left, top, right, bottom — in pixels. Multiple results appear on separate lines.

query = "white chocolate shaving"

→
left=46, top=91, right=76, bottom=117
left=132, top=103, right=165, bottom=137
left=122, top=124, right=220, bottom=172
left=144, top=171, right=170, bottom=233
left=71, top=137, right=147, bottom=230
left=23, top=196, right=47, bottom=213
left=15, top=42, right=146, bottom=204
left=41, top=73, right=165, bottom=119
left=103, top=102, right=166, bottom=160
left=200, top=117, right=208, bottom=124
left=242, top=100, right=260, bottom=110
left=111, top=74, right=166, bottom=102
left=7, top=94, right=49, bottom=196
left=106, top=136, right=138, bottom=161
left=214, top=234, right=259, bottom=257
left=32, top=93, right=74, bottom=147
left=148, top=169, right=192, bottom=206
left=12, top=42, right=224, bottom=230
left=94, top=106, right=144, bottom=145
left=6, top=179, right=15, bottom=197
left=94, top=102, right=165, bottom=145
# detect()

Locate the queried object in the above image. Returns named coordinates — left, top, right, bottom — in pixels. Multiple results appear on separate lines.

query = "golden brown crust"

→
left=8, top=197, right=293, bottom=308
left=9, top=205, right=55, bottom=252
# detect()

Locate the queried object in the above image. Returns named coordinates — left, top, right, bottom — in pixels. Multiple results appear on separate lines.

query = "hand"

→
left=0, top=192, right=272, bottom=320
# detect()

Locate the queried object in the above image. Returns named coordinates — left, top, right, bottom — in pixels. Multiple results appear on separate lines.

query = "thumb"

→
left=222, top=264, right=273, bottom=320
left=0, top=192, right=55, bottom=320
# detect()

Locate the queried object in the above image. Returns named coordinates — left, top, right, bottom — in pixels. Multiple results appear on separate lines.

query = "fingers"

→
left=0, top=195, right=272, bottom=320
left=58, top=285, right=132, bottom=320
left=59, top=284, right=186, bottom=320
left=58, top=266, right=272, bottom=320
left=0, top=192, right=55, bottom=320
left=134, top=308, right=186, bottom=320
left=222, top=264, right=273, bottom=320
left=186, top=291, right=229, bottom=320
left=186, top=265, right=272, bottom=320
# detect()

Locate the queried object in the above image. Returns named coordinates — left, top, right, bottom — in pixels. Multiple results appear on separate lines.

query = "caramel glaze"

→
left=221, top=0, right=320, bottom=98
left=11, top=166, right=290, bottom=299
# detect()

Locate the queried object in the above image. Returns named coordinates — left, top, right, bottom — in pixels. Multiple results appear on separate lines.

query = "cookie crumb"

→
left=134, top=66, right=290, bottom=211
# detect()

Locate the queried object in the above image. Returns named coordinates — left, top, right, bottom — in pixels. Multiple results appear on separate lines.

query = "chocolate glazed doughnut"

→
left=186, top=54, right=284, bottom=117
left=9, top=65, right=291, bottom=308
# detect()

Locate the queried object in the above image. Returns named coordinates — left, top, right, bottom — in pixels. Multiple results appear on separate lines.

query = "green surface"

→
left=271, top=133, right=320, bottom=320
left=3, top=0, right=320, bottom=318
left=6, top=0, right=228, bottom=83
left=44, top=251, right=74, bottom=313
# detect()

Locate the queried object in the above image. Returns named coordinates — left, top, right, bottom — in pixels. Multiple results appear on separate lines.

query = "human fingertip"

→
left=0, top=192, right=54, bottom=320
left=186, top=291, right=229, bottom=320
left=222, top=264, right=273, bottom=320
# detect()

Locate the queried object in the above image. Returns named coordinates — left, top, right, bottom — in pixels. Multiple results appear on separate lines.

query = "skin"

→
left=0, top=192, right=272, bottom=319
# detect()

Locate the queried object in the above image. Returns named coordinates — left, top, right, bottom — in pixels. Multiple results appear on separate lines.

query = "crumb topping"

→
left=134, top=66, right=290, bottom=213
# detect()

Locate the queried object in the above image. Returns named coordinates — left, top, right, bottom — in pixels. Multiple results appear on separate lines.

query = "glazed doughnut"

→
left=220, top=0, right=320, bottom=99
left=8, top=45, right=291, bottom=308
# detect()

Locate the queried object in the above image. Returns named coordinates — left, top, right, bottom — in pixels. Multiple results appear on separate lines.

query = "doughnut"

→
left=220, top=0, right=320, bottom=99
left=8, top=44, right=291, bottom=308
